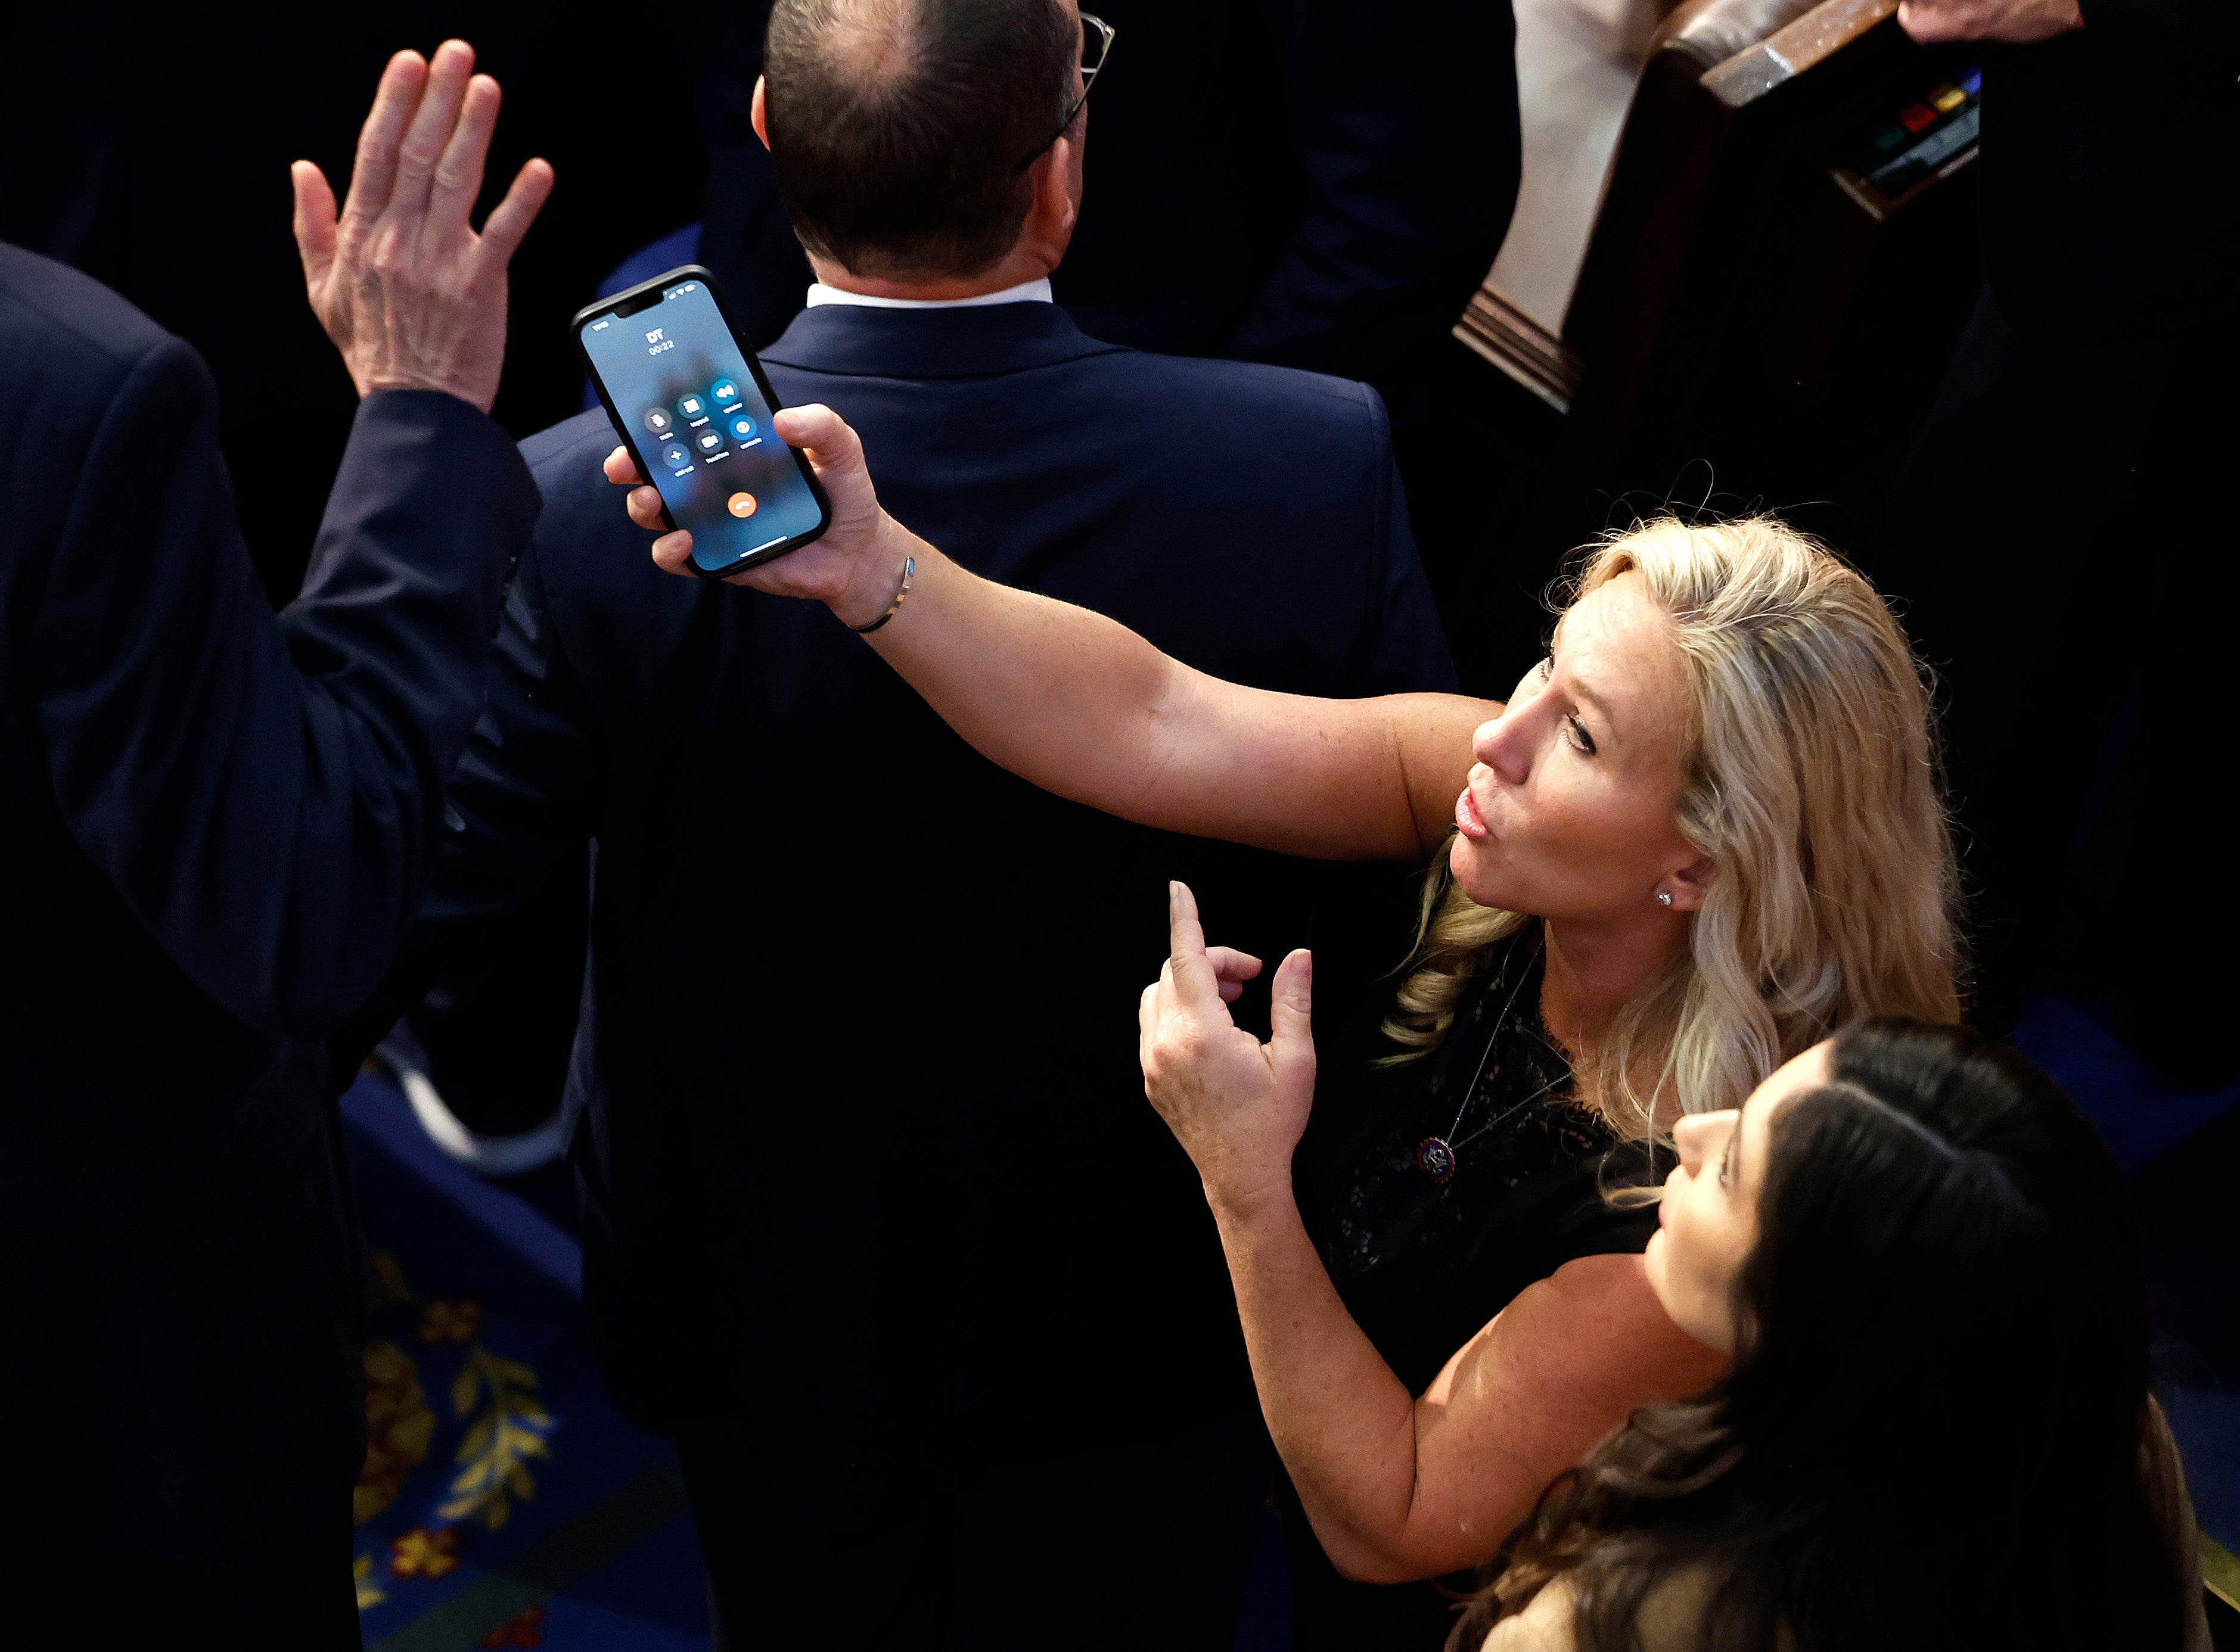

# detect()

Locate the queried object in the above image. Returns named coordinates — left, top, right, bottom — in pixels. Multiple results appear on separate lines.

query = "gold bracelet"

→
left=847, top=555, right=915, bottom=634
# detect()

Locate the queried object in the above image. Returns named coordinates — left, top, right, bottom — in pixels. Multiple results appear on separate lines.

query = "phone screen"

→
left=579, top=277, right=825, bottom=574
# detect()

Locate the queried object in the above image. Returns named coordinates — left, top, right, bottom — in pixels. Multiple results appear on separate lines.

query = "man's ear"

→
left=751, top=76, right=772, bottom=151
left=1037, top=133, right=1078, bottom=236
left=1666, top=854, right=1717, bottom=913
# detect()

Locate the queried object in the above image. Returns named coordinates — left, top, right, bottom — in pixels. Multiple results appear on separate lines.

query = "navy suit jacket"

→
left=361, top=300, right=1455, bottom=1494
left=1979, top=0, right=2236, bottom=356
left=0, top=245, right=540, bottom=1564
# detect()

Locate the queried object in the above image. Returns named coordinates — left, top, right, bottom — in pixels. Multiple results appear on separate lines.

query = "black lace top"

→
left=1294, top=925, right=1661, bottom=1393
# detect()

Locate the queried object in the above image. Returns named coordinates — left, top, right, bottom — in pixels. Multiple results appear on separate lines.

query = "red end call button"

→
left=726, top=492, right=758, bottom=518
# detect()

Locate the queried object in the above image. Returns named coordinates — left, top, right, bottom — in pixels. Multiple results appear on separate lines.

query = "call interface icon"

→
left=660, top=442, right=691, bottom=469
left=679, top=394, right=706, bottom=418
left=644, top=407, right=673, bottom=435
left=710, top=379, right=741, bottom=406
left=728, top=414, right=757, bottom=441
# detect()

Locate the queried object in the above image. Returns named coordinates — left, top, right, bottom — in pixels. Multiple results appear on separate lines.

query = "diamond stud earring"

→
left=1656, top=890, right=1674, bottom=907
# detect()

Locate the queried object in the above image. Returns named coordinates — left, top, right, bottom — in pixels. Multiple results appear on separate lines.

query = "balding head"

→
left=812, top=0, right=921, bottom=95
left=764, top=0, right=1079, bottom=281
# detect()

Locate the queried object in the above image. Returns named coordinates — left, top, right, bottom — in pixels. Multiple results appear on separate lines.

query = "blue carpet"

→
left=2014, top=996, right=2240, bottom=1557
left=2011, top=995, right=2240, bottom=1175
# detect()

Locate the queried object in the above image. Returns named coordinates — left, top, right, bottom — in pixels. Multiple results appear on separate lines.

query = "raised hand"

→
left=291, top=41, right=553, bottom=413
left=1138, top=881, right=1316, bottom=1213
left=607, top=402, right=908, bottom=624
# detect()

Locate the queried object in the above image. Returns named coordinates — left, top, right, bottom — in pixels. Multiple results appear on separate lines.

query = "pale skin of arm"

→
left=604, top=416, right=1491, bottom=863
left=1215, top=1196, right=1724, bottom=1581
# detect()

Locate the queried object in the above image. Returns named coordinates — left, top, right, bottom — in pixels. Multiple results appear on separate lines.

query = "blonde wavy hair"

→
left=1383, top=515, right=1961, bottom=1135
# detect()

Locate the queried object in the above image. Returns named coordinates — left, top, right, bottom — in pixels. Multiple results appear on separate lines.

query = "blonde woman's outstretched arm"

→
left=607, top=406, right=1492, bottom=863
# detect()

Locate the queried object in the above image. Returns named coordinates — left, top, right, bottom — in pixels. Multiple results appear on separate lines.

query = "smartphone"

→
left=573, top=265, right=831, bottom=578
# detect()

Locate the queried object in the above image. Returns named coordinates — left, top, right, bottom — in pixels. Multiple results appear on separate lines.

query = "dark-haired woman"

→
left=1464, top=1019, right=2210, bottom=1652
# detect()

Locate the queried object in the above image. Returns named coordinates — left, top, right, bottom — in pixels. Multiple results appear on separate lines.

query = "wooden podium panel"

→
left=1453, top=0, right=1988, bottom=533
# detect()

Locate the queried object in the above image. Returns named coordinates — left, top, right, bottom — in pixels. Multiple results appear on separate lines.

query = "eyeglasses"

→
left=1013, top=13, right=1114, bottom=173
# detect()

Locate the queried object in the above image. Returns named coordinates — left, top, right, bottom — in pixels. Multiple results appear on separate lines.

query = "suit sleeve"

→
left=1220, top=0, right=1520, bottom=387
left=32, top=338, right=539, bottom=1036
left=329, top=528, right=608, bottom=1082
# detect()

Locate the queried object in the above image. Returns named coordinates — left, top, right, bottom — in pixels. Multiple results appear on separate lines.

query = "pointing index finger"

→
left=1166, top=881, right=1223, bottom=1011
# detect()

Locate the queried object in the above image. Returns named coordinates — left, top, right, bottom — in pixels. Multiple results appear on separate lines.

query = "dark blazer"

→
left=1978, top=0, right=2236, bottom=355
left=697, top=0, right=1520, bottom=393
left=357, top=301, right=1455, bottom=1483
left=0, top=245, right=540, bottom=1566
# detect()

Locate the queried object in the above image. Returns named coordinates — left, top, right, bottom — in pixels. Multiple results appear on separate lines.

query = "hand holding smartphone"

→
left=573, top=266, right=831, bottom=578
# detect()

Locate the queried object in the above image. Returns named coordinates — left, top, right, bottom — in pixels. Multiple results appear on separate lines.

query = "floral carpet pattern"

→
left=340, top=1072, right=709, bottom=1651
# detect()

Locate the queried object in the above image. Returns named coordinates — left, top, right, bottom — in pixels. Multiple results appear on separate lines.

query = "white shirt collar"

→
left=804, top=276, right=1054, bottom=311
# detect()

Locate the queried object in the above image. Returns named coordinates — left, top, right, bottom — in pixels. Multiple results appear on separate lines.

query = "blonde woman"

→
left=609, top=409, right=1962, bottom=1646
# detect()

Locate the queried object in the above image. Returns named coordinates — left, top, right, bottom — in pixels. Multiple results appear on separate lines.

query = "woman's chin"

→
left=1642, top=1228, right=1672, bottom=1306
left=1447, top=834, right=1514, bottom=910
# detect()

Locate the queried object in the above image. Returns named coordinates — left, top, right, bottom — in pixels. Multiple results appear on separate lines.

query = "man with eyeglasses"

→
left=698, top=0, right=1517, bottom=399
left=341, top=0, right=1458, bottom=1645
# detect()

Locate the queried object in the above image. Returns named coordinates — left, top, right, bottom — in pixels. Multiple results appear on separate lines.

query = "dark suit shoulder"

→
left=770, top=343, right=1393, bottom=511
left=1049, top=353, right=1393, bottom=512
left=520, top=407, right=653, bottom=556
left=521, top=406, right=621, bottom=483
left=515, top=407, right=701, bottom=632
left=971, top=344, right=1388, bottom=452
left=1084, top=348, right=1382, bottom=421
left=0, top=256, right=216, bottom=577
left=0, top=243, right=179, bottom=411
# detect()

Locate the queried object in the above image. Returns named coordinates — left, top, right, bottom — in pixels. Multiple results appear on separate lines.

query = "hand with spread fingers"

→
left=290, top=40, right=554, bottom=414
left=1138, top=881, right=1317, bottom=1215
left=605, top=402, right=910, bottom=623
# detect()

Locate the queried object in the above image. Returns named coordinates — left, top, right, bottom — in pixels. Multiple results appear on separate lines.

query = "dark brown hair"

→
left=1450, top=1019, right=2198, bottom=1652
left=763, top=0, right=1077, bottom=280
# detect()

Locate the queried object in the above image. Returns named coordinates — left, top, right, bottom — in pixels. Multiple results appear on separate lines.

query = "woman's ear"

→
left=1666, top=855, right=1717, bottom=913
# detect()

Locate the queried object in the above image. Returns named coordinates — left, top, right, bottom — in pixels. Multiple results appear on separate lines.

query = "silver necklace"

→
left=1416, top=939, right=1559, bottom=1183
